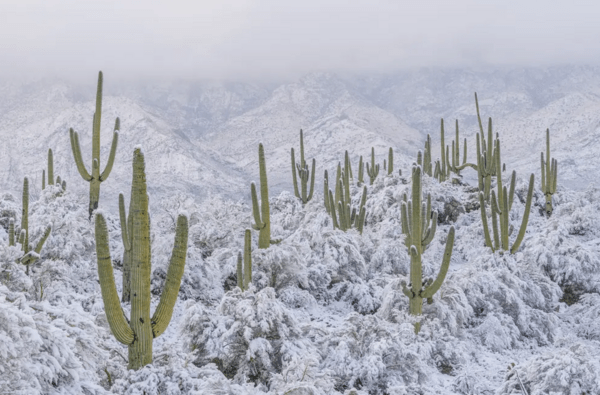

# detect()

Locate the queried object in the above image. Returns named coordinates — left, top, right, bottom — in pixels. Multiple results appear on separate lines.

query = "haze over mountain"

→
left=1, top=65, right=598, bottom=207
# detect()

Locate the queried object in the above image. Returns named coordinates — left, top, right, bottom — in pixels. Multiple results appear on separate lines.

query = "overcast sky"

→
left=1, top=0, right=600, bottom=82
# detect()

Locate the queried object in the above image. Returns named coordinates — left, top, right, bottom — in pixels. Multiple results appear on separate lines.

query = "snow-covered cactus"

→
left=387, top=147, right=394, bottom=176
left=119, top=192, right=133, bottom=302
left=8, top=218, right=15, bottom=246
left=326, top=169, right=367, bottom=234
left=479, top=140, right=533, bottom=254
left=446, top=120, right=471, bottom=176
left=357, top=155, right=364, bottom=185
left=251, top=143, right=273, bottom=249
left=541, top=128, right=558, bottom=216
left=69, top=71, right=119, bottom=218
left=401, top=165, right=455, bottom=333
left=479, top=173, right=534, bottom=254
left=291, top=129, right=316, bottom=205
left=94, top=147, right=188, bottom=370
left=18, top=177, right=51, bottom=270
left=47, top=148, right=54, bottom=186
left=366, top=147, right=379, bottom=185
left=474, top=93, right=498, bottom=200
left=422, top=134, right=433, bottom=177
left=237, top=229, right=252, bottom=291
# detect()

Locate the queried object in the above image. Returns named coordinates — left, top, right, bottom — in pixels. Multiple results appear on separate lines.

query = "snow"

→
left=1, top=67, right=600, bottom=394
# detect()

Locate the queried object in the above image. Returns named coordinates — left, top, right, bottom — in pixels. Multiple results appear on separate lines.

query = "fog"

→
left=1, top=0, right=600, bottom=82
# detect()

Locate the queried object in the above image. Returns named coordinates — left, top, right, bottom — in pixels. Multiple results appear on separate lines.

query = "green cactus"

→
left=291, top=129, right=316, bottom=204
left=474, top=93, right=498, bottom=200
left=94, top=148, right=188, bottom=370
left=251, top=143, right=274, bottom=249
left=8, top=219, right=14, bottom=246
left=438, top=119, right=449, bottom=182
left=446, top=120, right=473, bottom=176
left=70, top=71, right=119, bottom=218
left=325, top=168, right=367, bottom=233
left=424, top=137, right=432, bottom=177
left=47, top=148, right=54, bottom=186
left=17, top=177, right=52, bottom=272
left=237, top=229, right=252, bottom=291
left=119, top=192, right=133, bottom=302
left=400, top=165, right=455, bottom=333
left=387, top=147, right=394, bottom=176
left=366, top=147, right=379, bottom=185
left=479, top=141, right=534, bottom=254
left=357, top=155, right=364, bottom=185
left=541, top=128, right=558, bottom=216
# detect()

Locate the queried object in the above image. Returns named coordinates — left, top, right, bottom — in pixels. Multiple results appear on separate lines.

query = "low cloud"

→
left=1, top=0, right=600, bottom=82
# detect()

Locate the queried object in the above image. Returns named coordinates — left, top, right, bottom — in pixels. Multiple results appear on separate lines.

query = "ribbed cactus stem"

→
left=366, top=147, right=379, bottom=185
left=388, top=147, right=394, bottom=175
left=479, top=173, right=534, bottom=254
left=401, top=165, right=453, bottom=333
left=291, top=130, right=316, bottom=204
left=238, top=229, right=252, bottom=290
left=119, top=193, right=132, bottom=302
left=42, top=170, right=45, bottom=190
left=8, top=219, right=14, bottom=246
left=251, top=143, right=271, bottom=248
left=357, top=156, right=364, bottom=185
left=540, top=128, right=558, bottom=216
left=69, top=71, right=120, bottom=218
left=48, top=148, right=54, bottom=185
left=95, top=148, right=188, bottom=370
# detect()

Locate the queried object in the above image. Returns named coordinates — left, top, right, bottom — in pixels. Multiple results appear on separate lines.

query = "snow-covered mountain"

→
left=1, top=66, right=600, bottom=394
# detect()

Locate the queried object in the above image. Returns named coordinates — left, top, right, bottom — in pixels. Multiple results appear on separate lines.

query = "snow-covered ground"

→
left=1, top=159, right=599, bottom=394
left=1, top=67, right=600, bottom=394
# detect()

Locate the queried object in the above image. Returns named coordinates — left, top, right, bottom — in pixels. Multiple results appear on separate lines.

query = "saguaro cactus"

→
left=237, top=229, right=252, bottom=291
left=540, top=128, right=558, bottom=216
left=366, top=147, right=379, bottom=185
left=251, top=143, right=273, bottom=249
left=479, top=140, right=534, bottom=254
left=94, top=148, right=188, bottom=370
left=18, top=177, right=52, bottom=271
left=400, top=165, right=455, bottom=333
left=8, top=219, right=15, bottom=246
left=70, top=71, right=119, bottom=218
left=119, top=193, right=133, bottom=302
left=291, top=129, right=316, bottom=204
left=446, top=120, right=472, bottom=176
left=387, top=147, right=394, bottom=176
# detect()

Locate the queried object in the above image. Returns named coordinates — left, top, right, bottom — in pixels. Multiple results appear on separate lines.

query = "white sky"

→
left=1, top=0, right=600, bottom=82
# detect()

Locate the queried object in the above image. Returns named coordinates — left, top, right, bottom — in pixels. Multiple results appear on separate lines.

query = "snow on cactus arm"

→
left=151, top=213, right=188, bottom=338
left=94, top=212, right=135, bottom=345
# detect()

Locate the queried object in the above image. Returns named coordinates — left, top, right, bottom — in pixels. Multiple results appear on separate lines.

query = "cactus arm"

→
left=358, top=156, right=364, bottom=184
left=237, top=252, right=244, bottom=290
left=323, top=171, right=330, bottom=214
left=490, top=190, right=501, bottom=250
left=95, top=213, right=135, bottom=345
left=508, top=170, right=516, bottom=211
left=422, top=211, right=438, bottom=247
left=440, top=119, right=446, bottom=180
left=69, top=128, right=93, bottom=181
left=501, top=187, right=510, bottom=251
left=475, top=92, right=484, bottom=134
left=388, top=147, right=393, bottom=175
left=243, top=229, right=252, bottom=289
left=119, top=193, right=131, bottom=251
left=151, top=214, right=188, bottom=338
left=48, top=149, right=54, bottom=185
left=510, top=174, right=535, bottom=254
left=479, top=192, right=494, bottom=250
left=99, top=129, right=119, bottom=181
left=291, top=148, right=300, bottom=198
left=42, top=170, right=46, bottom=190
left=251, top=183, right=265, bottom=230
left=8, top=219, right=14, bottom=246
left=33, top=226, right=51, bottom=254
left=307, top=158, right=316, bottom=202
left=329, top=190, right=339, bottom=229
left=422, top=227, right=455, bottom=299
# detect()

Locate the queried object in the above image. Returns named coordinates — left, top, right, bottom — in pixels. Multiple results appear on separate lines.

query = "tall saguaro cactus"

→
left=291, top=130, right=316, bottom=204
left=70, top=71, right=119, bottom=218
left=541, top=128, right=558, bottom=216
left=366, top=147, right=379, bottom=185
left=237, top=229, right=252, bottom=291
left=94, top=148, right=188, bottom=370
left=18, top=177, right=52, bottom=271
left=251, top=143, right=273, bottom=249
left=400, top=166, right=455, bottom=334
